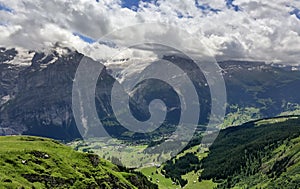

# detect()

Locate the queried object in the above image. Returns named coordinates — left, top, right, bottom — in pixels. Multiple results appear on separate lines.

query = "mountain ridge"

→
left=142, top=115, right=300, bottom=188
left=1, top=47, right=300, bottom=141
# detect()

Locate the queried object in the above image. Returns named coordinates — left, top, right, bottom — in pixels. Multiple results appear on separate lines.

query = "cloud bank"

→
left=0, top=0, right=299, bottom=64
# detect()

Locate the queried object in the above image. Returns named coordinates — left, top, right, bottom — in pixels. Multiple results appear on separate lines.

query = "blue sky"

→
left=121, top=0, right=240, bottom=12
left=225, top=0, right=240, bottom=11
left=291, top=8, right=300, bottom=19
left=122, top=0, right=142, bottom=9
left=73, top=32, right=96, bottom=44
left=121, top=0, right=153, bottom=9
left=195, top=1, right=221, bottom=13
left=0, top=3, right=12, bottom=12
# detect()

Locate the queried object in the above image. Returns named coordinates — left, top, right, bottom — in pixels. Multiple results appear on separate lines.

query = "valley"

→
left=1, top=47, right=300, bottom=188
left=137, top=116, right=300, bottom=188
left=1, top=47, right=300, bottom=141
left=1, top=1, right=299, bottom=188
left=2, top=115, right=299, bottom=188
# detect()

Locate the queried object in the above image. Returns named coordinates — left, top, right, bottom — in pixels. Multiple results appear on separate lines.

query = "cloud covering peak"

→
left=0, top=0, right=299, bottom=64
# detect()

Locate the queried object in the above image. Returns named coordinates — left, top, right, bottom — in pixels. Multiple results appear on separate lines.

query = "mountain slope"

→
left=1, top=47, right=300, bottom=141
left=148, top=116, right=300, bottom=188
left=0, top=136, right=157, bottom=189
left=200, top=116, right=300, bottom=188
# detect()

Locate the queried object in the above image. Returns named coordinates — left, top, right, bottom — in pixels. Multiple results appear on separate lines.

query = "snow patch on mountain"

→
left=4, top=48, right=34, bottom=67
left=104, top=57, right=158, bottom=84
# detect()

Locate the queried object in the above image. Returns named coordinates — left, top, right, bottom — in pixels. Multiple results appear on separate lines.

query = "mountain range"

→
left=1, top=46, right=300, bottom=188
left=1, top=46, right=300, bottom=142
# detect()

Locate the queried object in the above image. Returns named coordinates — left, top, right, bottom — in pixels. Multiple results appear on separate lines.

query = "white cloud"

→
left=0, top=0, right=299, bottom=64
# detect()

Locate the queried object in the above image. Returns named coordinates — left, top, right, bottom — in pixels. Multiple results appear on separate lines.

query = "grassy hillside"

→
left=0, top=136, right=157, bottom=189
left=140, top=116, right=300, bottom=188
left=200, top=116, right=300, bottom=188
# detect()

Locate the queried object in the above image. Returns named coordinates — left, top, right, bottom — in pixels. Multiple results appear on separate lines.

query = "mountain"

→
left=154, top=115, right=300, bottom=188
left=1, top=47, right=300, bottom=141
left=219, top=60, right=300, bottom=116
left=0, top=46, right=81, bottom=139
left=200, top=115, right=300, bottom=188
left=0, top=135, right=157, bottom=189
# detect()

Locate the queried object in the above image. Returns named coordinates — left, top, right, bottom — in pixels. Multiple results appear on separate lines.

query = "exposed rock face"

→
left=0, top=46, right=118, bottom=141
left=1, top=46, right=300, bottom=141
left=0, top=48, right=32, bottom=105
left=0, top=47, right=91, bottom=140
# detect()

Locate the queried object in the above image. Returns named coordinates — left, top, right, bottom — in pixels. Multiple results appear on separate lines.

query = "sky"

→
left=0, top=0, right=300, bottom=64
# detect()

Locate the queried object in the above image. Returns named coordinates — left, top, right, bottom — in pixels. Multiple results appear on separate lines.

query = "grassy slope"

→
left=200, top=116, right=300, bottom=188
left=139, top=145, right=214, bottom=188
left=232, top=135, right=300, bottom=188
left=141, top=116, right=300, bottom=189
left=139, top=167, right=175, bottom=189
left=0, top=136, right=157, bottom=189
left=65, top=115, right=300, bottom=189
